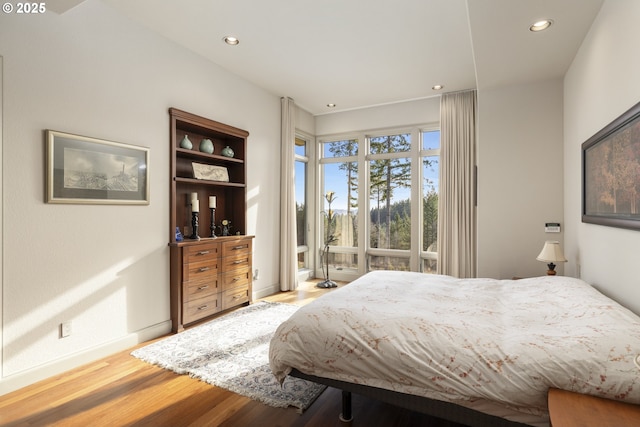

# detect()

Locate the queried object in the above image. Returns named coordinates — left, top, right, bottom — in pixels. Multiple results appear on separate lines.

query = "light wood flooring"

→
left=0, top=280, right=464, bottom=427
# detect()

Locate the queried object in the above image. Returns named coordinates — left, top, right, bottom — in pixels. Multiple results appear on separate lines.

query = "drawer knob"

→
left=232, top=277, right=240, bottom=282
left=198, top=285, right=209, bottom=290
left=232, top=245, right=246, bottom=250
left=198, top=267, right=210, bottom=272
left=232, top=260, right=244, bottom=265
left=197, top=250, right=210, bottom=255
left=197, top=305, right=208, bottom=311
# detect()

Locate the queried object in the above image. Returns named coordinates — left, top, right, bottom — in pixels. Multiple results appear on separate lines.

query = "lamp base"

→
left=546, top=262, right=557, bottom=275
left=316, top=280, right=337, bottom=289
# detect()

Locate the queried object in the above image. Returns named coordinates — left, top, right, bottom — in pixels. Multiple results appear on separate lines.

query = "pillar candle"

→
left=190, top=192, right=198, bottom=203
left=209, top=196, right=217, bottom=208
left=192, top=200, right=199, bottom=212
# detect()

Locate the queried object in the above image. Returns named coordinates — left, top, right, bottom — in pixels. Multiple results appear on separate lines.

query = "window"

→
left=295, top=136, right=309, bottom=269
left=317, top=126, right=440, bottom=279
left=319, top=138, right=359, bottom=273
left=368, top=133, right=412, bottom=270
left=421, top=130, right=440, bottom=273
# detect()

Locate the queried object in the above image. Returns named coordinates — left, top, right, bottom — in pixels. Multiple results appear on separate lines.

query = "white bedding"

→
left=269, top=271, right=640, bottom=426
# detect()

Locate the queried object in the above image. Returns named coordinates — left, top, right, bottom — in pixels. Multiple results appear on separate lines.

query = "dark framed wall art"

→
left=582, top=101, right=640, bottom=230
left=46, top=130, right=150, bottom=204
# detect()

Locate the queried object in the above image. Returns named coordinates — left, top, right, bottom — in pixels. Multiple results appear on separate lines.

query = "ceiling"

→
left=53, top=0, right=603, bottom=115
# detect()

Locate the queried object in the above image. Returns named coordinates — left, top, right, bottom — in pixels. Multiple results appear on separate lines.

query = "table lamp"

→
left=536, top=241, right=567, bottom=275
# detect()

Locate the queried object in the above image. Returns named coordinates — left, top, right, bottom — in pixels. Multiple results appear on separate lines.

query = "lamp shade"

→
left=536, top=241, right=567, bottom=263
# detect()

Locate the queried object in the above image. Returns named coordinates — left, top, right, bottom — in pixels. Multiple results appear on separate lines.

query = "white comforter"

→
left=269, top=271, right=640, bottom=424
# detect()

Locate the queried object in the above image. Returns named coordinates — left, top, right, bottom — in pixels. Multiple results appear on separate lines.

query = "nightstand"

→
left=548, top=387, right=640, bottom=427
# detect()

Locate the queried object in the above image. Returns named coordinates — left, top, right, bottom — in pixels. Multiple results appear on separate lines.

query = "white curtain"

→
left=279, top=97, right=299, bottom=291
left=437, top=90, right=477, bottom=278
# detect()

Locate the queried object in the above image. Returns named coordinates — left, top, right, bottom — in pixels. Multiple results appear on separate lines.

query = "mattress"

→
left=269, top=271, right=640, bottom=426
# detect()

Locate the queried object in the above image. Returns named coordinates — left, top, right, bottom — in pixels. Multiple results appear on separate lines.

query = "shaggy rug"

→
left=131, top=301, right=326, bottom=412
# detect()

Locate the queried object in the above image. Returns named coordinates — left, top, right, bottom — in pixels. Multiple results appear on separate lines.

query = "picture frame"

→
left=582, top=101, right=640, bottom=230
left=192, top=162, right=229, bottom=182
left=46, top=130, right=150, bottom=204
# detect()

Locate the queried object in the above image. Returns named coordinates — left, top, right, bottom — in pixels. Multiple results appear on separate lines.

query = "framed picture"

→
left=46, top=130, right=150, bottom=204
left=582, top=101, right=640, bottom=230
left=192, top=162, right=229, bottom=182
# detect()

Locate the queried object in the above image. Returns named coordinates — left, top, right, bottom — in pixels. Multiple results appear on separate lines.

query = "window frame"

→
left=318, top=135, right=362, bottom=280
left=419, top=128, right=441, bottom=272
left=295, top=132, right=315, bottom=282
left=315, top=124, right=439, bottom=280
left=365, top=127, right=414, bottom=270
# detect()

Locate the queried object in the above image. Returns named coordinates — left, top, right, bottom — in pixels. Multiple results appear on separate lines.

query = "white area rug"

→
left=131, top=301, right=326, bottom=412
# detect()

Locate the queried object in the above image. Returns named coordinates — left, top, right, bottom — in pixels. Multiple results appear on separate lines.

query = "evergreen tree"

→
left=423, top=191, right=438, bottom=252
left=369, top=134, right=411, bottom=248
left=328, top=139, right=358, bottom=245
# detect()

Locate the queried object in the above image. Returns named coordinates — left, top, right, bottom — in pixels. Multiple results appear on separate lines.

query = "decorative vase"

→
left=180, top=135, right=192, bottom=149
left=221, top=145, right=235, bottom=158
left=199, top=138, right=214, bottom=154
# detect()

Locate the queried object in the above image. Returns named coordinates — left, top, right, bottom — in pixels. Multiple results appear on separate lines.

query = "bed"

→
left=269, top=271, right=640, bottom=426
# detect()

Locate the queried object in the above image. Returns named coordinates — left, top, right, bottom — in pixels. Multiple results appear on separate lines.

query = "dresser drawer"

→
left=183, top=257, right=219, bottom=282
left=184, top=277, right=220, bottom=301
left=183, top=294, right=220, bottom=324
left=221, top=239, right=252, bottom=258
left=184, top=242, right=220, bottom=264
left=222, top=286, right=249, bottom=310
left=221, top=268, right=251, bottom=291
left=221, top=252, right=252, bottom=272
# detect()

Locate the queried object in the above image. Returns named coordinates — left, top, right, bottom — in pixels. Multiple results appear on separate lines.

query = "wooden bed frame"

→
left=290, top=369, right=530, bottom=427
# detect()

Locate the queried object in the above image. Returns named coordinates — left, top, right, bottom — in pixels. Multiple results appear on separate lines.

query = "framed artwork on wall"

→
left=582, top=101, right=640, bottom=230
left=46, top=130, right=150, bottom=204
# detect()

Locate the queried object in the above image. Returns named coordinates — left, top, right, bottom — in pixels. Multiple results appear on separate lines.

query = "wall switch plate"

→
left=545, top=222, right=561, bottom=233
left=61, top=321, right=72, bottom=338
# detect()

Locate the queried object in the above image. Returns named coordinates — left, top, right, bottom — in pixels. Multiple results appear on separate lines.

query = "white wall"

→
left=564, top=0, right=640, bottom=314
left=0, top=56, right=4, bottom=383
left=317, top=90, right=566, bottom=282
left=296, top=106, right=316, bottom=136
left=477, top=79, right=565, bottom=279
left=315, top=97, right=440, bottom=136
left=0, top=0, right=281, bottom=393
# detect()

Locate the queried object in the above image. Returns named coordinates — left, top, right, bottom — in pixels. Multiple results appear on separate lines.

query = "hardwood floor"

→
left=0, top=280, right=464, bottom=427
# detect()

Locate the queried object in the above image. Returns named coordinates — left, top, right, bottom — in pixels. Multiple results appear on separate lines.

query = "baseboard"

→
left=0, top=320, right=172, bottom=396
left=253, top=283, right=280, bottom=300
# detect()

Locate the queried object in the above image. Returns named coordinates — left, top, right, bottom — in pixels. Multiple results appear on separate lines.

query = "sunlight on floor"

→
left=259, top=279, right=348, bottom=307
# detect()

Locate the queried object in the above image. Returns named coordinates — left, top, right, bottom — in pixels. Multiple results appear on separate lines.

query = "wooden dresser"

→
left=169, top=235, right=253, bottom=333
left=167, top=108, right=253, bottom=333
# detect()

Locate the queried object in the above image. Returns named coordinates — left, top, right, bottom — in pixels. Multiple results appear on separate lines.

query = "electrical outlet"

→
left=61, top=321, right=72, bottom=338
left=253, top=269, right=259, bottom=280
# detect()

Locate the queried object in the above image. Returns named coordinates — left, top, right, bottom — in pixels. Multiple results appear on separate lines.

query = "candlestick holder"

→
left=210, top=208, right=217, bottom=238
left=189, top=211, right=200, bottom=240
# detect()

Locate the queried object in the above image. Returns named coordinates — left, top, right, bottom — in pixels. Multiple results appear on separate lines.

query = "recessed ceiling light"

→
left=432, top=85, right=444, bottom=91
left=223, top=36, right=239, bottom=45
left=327, top=103, right=336, bottom=108
left=529, top=19, right=553, bottom=32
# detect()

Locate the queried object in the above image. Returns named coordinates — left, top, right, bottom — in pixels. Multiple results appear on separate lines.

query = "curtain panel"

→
left=437, top=90, right=477, bottom=278
left=279, top=97, right=299, bottom=291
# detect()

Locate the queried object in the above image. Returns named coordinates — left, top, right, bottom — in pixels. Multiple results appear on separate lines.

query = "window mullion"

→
left=411, top=128, right=421, bottom=272
left=358, top=132, right=369, bottom=276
